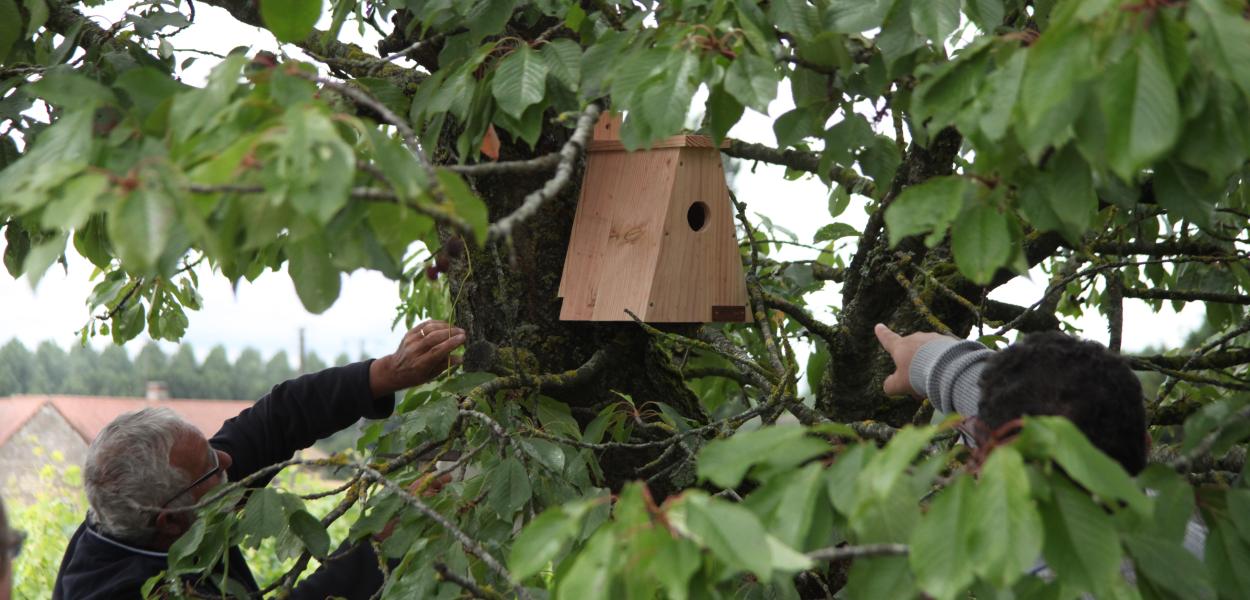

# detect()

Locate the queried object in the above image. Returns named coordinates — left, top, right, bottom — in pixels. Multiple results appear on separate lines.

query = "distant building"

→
left=1, top=392, right=254, bottom=502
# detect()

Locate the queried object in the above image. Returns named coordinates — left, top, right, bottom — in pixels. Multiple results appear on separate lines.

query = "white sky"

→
left=0, top=2, right=1204, bottom=364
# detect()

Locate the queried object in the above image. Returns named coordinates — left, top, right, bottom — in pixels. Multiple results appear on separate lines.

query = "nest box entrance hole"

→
left=687, top=201, right=709, bottom=232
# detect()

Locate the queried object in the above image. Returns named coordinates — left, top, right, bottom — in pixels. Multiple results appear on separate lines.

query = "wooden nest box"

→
left=557, top=113, right=751, bottom=323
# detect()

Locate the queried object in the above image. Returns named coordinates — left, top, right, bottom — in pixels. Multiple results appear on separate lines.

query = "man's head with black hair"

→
left=978, top=331, right=1148, bottom=474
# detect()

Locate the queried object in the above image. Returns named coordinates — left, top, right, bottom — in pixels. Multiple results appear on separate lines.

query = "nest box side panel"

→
left=645, top=147, right=751, bottom=322
left=558, top=148, right=679, bottom=321
left=587, top=148, right=681, bottom=321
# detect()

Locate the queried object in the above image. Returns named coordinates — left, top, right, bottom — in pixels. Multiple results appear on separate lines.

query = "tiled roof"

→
left=1, top=395, right=253, bottom=444
left=0, top=396, right=46, bottom=446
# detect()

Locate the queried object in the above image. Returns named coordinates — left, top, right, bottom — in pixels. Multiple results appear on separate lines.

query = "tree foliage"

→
left=3, top=0, right=1250, bottom=598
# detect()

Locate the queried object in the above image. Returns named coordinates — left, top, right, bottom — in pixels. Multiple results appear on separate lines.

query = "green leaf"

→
left=770, top=0, right=820, bottom=40
left=466, top=0, right=515, bottom=41
left=1154, top=161, right=1216, bottom=228
left=635, top=50, right=700, bottom=142
left=814, top=222, right=858, bottom=242
left=26, top=68, right=116, bottom=108
left=167, top=518, right=208, bottom=570
left=287, top=236, right=341, bottom=314
left=556, top=526, right=615, bottom=600
left=1206, top=519, right=1250, bottom=600
left=1017, top=146, right=1097, bottom=242
left=520, top=437, right=566, bottom=474
left=540, top=39, right=582, bottom=91
left=107, top=186, right=177, bottom=275
left=951, top=204, right=1012, bottom=284
left=705, top=84, right=744, bottom=145
left=828, top=184, right=852, bottom=217
left=684, top=494, right=773, bottom=580
left=277, top=108, right=355, bottom=224
left=1038, top=476, right=1122, bottom=595
left=824, top=0, right=895, bottom=33
left=972, top=447, right=1043, bottom=587
left=1018, top=416, right=1149, bottom=514
left=978, top=48, right=1026, bottom=141
left=772, top=106, right=821, bottom=148
left=1124, top=533, right=1214, bottom=599
left=537, top=396, right=581, bottom=439
left=492, top=45, right=549, bottom=119
left=884, top=175, right=968, bottom=246
left=911, top=476, right=977, bottom=600
left=0, top=0, right=18, bottom=62
left=436, top=170, right=489, bottom=244
left=1020, top=23, right=1093, bottom=129
left=725, top=53, right=777, bottom=113
left=487, top=456, right=532, bottom=518
left=965, top=0, right=1005, bottom=31
left=287, top=510, right=330, bottom=558
left=510, top=504, right=586, bottom=582
left=1101, top=36, right=1180, bottom=180
left=260, top=0, right=322, bottom=43
left=859, top=425, right=937, bottom=499
left=649, top=536, right=701, bottom=600
left=696, top=425, right=830, bottom=488
left=1189, top=0, right=1250, bottom=99
left=240, top=488, right=287, bottom=543
left=909, top=0, right=960, bottom=45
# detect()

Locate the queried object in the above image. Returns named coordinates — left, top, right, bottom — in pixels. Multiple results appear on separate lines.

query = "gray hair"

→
left=85, top=407, right=200, bottom=544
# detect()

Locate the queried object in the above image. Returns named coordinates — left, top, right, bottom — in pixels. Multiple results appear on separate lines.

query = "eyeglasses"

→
left=160, top=448, right=223, bottom=509
left=3, top=528, right=24, bottom=561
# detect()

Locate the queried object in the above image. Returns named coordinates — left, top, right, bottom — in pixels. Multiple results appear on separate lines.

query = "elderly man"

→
left=53, top=321, right=466, bottom=599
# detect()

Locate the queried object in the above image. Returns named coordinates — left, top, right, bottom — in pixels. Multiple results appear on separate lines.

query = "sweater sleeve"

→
left=908, top=338, right=993, bottom=418
left=211, top=360, right=396, bottom=482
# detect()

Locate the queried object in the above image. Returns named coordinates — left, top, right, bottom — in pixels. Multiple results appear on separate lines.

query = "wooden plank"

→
left=644, top=147, right=751, bottom=322
left=559, top=149, right=679, bottom=321
left=587, top=149, right=678, bottom=321
left=588, top=135, right=729, bottom=153
left=593, top=112, right=622, bottom=141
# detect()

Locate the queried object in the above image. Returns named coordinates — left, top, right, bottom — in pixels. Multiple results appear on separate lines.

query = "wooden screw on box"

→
left=557, top=113, right=752, bottom=323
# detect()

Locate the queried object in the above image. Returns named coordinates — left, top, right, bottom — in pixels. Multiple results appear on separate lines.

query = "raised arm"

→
left=874, top=323, right=992, bottom=418
left=212, top=320, right=466, bottom=481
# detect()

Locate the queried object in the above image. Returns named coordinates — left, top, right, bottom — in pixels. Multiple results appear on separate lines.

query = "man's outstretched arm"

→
left=874, top=323, right=992, bottom=418
left=212, top=320, right=466, bottom=481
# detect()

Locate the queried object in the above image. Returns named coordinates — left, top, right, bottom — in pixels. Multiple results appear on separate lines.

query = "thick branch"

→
left=1127, top=348, right=1250, bottom=371
left=1122, top=288, right=1250, bottom=305
left=761, top=291, right=839, bottom=348
left=1089, top=240, right=1230, bottom=257
left=721, top=140, right=877, bottom=198
left=806, top=543, right=909, bottom=562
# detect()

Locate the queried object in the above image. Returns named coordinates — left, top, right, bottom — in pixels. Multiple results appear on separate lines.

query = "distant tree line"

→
left=0, top=339, right=359, bottom=400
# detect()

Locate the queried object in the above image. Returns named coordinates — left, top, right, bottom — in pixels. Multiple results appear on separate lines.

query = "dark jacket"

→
left=53, top=361, right=395, bottom=599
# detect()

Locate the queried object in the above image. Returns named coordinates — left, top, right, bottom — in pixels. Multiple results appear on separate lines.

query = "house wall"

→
left=0, top=404, right=88, bottom=504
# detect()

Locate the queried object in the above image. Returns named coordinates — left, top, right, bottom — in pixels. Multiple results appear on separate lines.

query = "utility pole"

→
left=298, top=328, right=306, bottom=373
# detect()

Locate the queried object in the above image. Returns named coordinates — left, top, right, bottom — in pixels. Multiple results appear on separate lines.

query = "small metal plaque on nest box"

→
left=557, top=113, right=752, bottom=323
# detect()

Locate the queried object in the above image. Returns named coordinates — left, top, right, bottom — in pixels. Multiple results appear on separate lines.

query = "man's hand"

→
left=874, top=323, right=947, bottom=398
left=369, top=320, right=467, bottom=396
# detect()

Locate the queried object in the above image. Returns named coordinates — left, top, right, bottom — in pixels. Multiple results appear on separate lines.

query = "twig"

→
left=487, top=103, right=601, bottom=241
left=434, top=562, right=501, bottom=599
left=1121, top=288, right=1250, bottom=305
left=893, top=271, right=954, bottom=335
left=761, top=290, right=839, bottom=348
left=355, top=464, right=532, bottom=600
left=451, top=153, right=562, bottom=176
left=721, top=139, right=877, bottom=198
left=806, top=543, right=909, bottom=562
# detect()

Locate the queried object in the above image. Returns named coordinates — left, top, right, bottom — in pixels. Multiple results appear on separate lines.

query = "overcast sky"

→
left=0, top=2, right=1204, bottom=365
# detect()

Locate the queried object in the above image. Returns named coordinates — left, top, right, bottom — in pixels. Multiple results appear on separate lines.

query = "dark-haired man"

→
left=874, top=324, right=1205, bottom=561
left=874, top=325, right=1147, bottom=472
